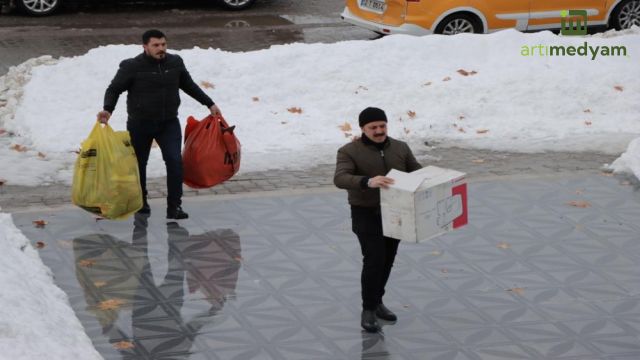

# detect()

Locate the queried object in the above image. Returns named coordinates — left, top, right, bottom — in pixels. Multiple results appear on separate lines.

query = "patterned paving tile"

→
left=13, top=175, right=640, bottom=359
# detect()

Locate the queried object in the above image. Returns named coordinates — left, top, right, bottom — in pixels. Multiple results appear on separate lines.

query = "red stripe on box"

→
left=452, top=183, right=468, bottom=228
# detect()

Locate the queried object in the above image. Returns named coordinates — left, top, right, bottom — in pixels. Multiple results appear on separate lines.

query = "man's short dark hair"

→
left=142, top=29, right=166, bottom=44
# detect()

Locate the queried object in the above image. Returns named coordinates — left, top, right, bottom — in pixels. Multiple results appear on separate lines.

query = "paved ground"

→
left=0, top=146, right=624, bottom=212
left=13, top=174, right=640, bottom=360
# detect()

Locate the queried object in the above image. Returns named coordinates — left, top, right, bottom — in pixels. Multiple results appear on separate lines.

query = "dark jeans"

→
left=351, top=206, right=401, bottom=311
left=128, top=118, right=183, bottom=208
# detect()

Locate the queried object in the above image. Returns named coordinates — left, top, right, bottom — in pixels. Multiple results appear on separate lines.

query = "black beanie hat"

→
left=359, top=107, right=387, bottom=127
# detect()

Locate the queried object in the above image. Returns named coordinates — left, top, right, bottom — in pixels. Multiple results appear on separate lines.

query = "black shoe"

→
left=137, top=199, right=150, bottom=215
left=167, top=206, right=189, bottom=220
left=376, top=304, right=397, bottom=322
left=361, top=310, right=381, bottom=333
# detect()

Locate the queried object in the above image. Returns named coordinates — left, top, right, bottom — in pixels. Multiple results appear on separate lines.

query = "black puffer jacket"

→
left=103, top=53, right=214, bottom=123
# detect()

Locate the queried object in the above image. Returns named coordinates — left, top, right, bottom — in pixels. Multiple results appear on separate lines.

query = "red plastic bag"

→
left=182, top=114, right=241, bottom=188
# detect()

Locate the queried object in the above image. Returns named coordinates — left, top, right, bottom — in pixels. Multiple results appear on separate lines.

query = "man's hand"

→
left=368, top=176, right=395, bottom=189
left=209, top=104, right=222, bottom=117
left=97, top=110, right=111, bottom=124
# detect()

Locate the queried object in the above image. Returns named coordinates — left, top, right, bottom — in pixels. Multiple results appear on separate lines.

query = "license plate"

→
left=359, top=0, right=386, bottom=14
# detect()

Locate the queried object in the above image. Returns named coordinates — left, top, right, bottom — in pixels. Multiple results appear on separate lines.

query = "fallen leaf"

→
left=287, top=107, right=303, bottom=114
left=113, top=341, right=135, bottom=350
left=584, top=109, right=592, bottom=113
left=32, top=220, right=47, bottom=228
left=442, top=76, right=451, bottom=82
left=338, top=122, right=352, bottom=132
left=252, top=97, right=260, bottom=102
left=37, top=152, right=46, bottom=159
left=458, top=127, right=466, bottom=133
left=97, top=298, right=125, bottom=311
left=10, top=144, right=28, bottom=152
left=452, top=123, right=458, bottom=128
left=422, top=82, right=432, bottom=87
left=470, top=71, right=478, bottom=75
left=457, top=69, right=471, bottom=76
left=567, top=200, right=591, bottom=208
left=476, top=129, right=489, bottom=134
left=281, top=121, right=288, bottom=125
left=472, top=159, right=485, bottom=164
left=36, top=241, right=46, bottom=249
left=497, top=242, right=511, bottom=249
left=458, top=115, right=465, bottom=120
left=614, top=85, right=624, bottom=92
left=200, top=81, right=215, bottom=89
left=407, top=111, right=416, bottom=119
left=507, top=288, right=525, bottom=295
left=94, top=281, right=107, bottom=288
left=79, top=259, right=97, bottom=267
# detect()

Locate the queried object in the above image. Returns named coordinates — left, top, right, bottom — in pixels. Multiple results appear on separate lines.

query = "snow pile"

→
left=0, top=28, right=639, bottom=186
left=0, top=214, right=102, bottom=359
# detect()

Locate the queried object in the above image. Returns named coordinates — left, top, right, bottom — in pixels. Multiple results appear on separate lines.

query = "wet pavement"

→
left=13, top=174, right=640, bottom=360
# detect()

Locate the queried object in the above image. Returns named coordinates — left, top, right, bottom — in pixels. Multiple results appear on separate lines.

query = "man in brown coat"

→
left=334, top=107, right=422, bottom=333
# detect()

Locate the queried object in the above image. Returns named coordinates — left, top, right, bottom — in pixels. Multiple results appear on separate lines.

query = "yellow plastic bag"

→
left=71, top=122, right=142, bottom=219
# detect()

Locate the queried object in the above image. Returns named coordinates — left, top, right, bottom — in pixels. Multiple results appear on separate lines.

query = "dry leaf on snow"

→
left=338, top=122, right=352, bottom=132
left=422, top=82, right=432, bottom=87
left=37, top=152, right=46, bottom=158
left=584, top=109, right=592, bottom=113
left=457, top=69, right=477, bottom=76
left=476, top=129, right=489, bottom=134
left=442, top=76, right=451, bottom=82
left=458, top=127, right=466, bottom=133
left=614, top=85, right=624, bottom=92
left=584, top=121, right=592, bottom=126
left=11, top=144, right=28, bottom=152
left=497, top=242, right=511, bottom=249
left=200, top=81, right=215, bottom=89
left=252, top=97, right=260, bottom=102
left=407, top=111, right=416, bottom=119
left=35, top=241, right=46, bottom=249
left=472, top=159, right=485, bottom=164
left=287, top=107, right=303, bottom=114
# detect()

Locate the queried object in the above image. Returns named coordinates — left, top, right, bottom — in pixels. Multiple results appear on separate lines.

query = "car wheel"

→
left=611, top=0, right=640, bottom=30
left=17, top=0, right=61, bottom=16
left=435, top=13, right=483, bottom=35
left=218, top=0, right=257, bottom=11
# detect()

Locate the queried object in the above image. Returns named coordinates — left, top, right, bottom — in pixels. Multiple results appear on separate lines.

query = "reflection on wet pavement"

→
left=14, top=175, right=640, bottom=359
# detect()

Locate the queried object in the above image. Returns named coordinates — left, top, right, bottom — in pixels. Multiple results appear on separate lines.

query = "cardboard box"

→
left=380, top=166, right=468, bottom=243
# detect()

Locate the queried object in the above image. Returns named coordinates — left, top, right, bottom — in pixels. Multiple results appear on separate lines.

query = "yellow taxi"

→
left=342, top=0, right=640, bottom=35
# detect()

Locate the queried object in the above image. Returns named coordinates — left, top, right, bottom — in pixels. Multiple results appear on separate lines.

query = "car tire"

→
left=17, top=0, right=61, bottom=16
left=434, top=13, right=483, bottom=35
left=218, top=0, right=257, bottom=11
left=610, top=0, right=640, bottom=30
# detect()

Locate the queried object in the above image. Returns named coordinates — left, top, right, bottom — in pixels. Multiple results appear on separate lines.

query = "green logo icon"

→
left=561, top=10, right=588, bottom=36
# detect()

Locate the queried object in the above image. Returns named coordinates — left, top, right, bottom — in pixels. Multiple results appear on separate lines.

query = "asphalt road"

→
left=0, top=0, right=374, bottom=75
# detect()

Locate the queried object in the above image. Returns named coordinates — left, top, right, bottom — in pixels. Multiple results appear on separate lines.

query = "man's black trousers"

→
left=128, top=118, right=183, bottom=208
left=351, top=206, right=400, bottom=311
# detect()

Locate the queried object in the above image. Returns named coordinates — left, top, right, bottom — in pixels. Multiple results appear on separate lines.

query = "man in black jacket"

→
left=97, top=29, right=220, bottom=220
left=334, top=107, right=422, bottom=333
